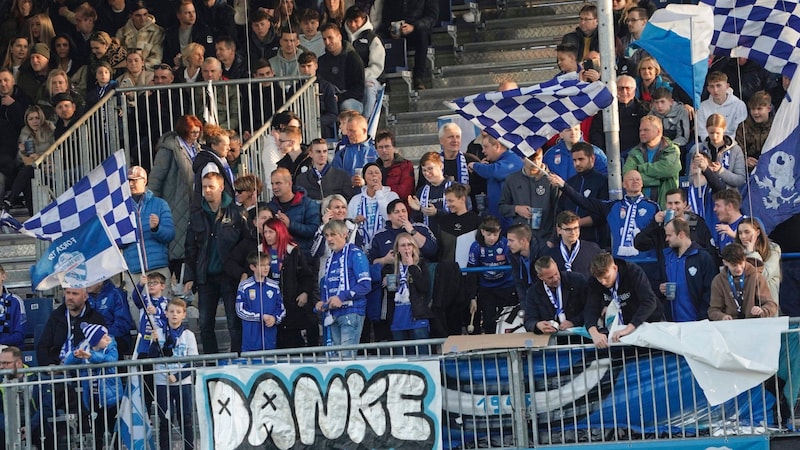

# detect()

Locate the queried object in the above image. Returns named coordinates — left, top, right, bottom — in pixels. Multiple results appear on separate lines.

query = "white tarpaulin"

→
left=620, top=317, right=788, bottom=406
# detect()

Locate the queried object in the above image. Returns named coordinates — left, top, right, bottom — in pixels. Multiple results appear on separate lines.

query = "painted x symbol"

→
left=217, top=397, right=231, bottom=416
left=261, top=392, right=277, bottom=411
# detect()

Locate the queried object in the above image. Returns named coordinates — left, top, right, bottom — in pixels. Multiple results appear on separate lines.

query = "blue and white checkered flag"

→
left=22, top=150, right=137, bottom=245
left=700, top=0, right=800, bottom=77
left=445, top=72, right=614, bottom=157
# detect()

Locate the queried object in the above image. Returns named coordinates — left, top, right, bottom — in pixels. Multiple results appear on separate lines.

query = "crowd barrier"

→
left=3, top=325, right=799, bottom=450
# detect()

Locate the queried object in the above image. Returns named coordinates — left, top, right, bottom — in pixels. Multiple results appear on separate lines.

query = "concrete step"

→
left=393, top=143, right=441, bottom=163
left=0, top=233, right=37, bottom=290
left=432, top=66, right=559, bottom=89
left=445, top=46, right=557, bottom=69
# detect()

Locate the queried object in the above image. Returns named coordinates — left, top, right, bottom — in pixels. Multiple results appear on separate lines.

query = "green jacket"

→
left=622, top=137, right=680, bottom=209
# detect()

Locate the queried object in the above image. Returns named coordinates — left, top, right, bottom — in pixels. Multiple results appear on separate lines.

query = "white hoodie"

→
left=697, top=87, right=748, bottom=140
left=345, top=18, right=386, bottom=81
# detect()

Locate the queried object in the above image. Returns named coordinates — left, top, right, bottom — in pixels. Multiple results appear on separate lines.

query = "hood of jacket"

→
left=345, top=17, right=375, bottom=41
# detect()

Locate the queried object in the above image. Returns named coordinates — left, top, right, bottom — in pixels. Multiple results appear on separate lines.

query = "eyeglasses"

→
left=235, top=189, right=248, bottom=194
left=560, top=226, right=580, bottom=233
left=625, top=18, right=644, bottom=23
left=153, top=63, right=173, bottom=72
left=147, top=281, right=163, bottom=286
left=579, top=16, right=597, bottom=21
left=618, top=86, right=636, bottom=91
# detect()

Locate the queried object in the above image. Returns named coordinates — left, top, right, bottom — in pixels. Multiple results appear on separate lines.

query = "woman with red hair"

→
left=261, top=218, right=319, bottom=348
left=149, top=115, right=203, bottom=285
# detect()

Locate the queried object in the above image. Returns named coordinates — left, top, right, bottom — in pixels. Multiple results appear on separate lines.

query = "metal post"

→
left=508, top=349, right=530, bottom=447
left=597, top=0, right=622, bottom=200
left=3, top=380, right=22, bottom=450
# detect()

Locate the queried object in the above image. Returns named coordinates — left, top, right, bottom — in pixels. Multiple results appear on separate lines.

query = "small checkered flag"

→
left=445, top=72, right=614, bottom=157
left=700, top=0, right=800, bottom=77
left=22, top=150, right=137, bottom=245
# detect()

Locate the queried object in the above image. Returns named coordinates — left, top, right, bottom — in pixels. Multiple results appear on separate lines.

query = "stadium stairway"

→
left=385, top=0, right=584, bottom=161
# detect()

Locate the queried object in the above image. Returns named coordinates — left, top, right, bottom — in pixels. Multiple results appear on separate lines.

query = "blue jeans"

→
left=197, top=273, right=241, bottom=353
left=331, top=313, right=365, bottom=357
left=362, top=78, right=380, bottom=120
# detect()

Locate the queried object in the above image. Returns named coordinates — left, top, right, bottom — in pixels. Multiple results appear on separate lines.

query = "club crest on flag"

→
left=445, top=72, right=613, bottom=157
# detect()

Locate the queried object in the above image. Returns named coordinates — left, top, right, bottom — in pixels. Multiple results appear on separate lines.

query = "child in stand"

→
left=735, top=91, right=774, bottom=171
left=133, top=272, right=169, bottom=359
left=236, top=251, right=285, bottom=352
left=689, top=113, right=747, bottom=190
left=64, top=323, right=121, bottom=449
left=467, top=216, right=518, bottom=334
left=155, top=299, right=197, bottom=450
left=649, top=87, right=690, bottom=150
left=299, top=8, right=324, bottom=57
left=709, top=243, right=777, bottom=320
left=86, top=60, right=119, bottom=108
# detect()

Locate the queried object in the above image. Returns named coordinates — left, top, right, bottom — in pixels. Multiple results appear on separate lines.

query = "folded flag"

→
left=445, top=72, right=614, bottom=157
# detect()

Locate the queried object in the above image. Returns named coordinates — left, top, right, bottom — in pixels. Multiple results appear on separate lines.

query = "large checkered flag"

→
left=22, top=150, right=137, bottom=245
left=445, top=72, right=614, bottom=157
left=699, top=0, right=800, bottom=77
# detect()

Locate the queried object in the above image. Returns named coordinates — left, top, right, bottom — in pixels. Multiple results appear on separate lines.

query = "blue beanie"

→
left=81, top=323, right=108, bottom=347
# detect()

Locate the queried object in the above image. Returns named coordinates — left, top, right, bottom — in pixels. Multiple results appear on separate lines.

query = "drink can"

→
left=664, top=209, right=675, bottom=224
left=530, top=208, right=543, bottom=230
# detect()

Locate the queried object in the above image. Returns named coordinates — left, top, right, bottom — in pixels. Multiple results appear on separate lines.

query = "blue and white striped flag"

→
left=22, top=150, right=137, bottom=245
left=632, top=4, right=713, bottom=108
left=30, top=215, right=128, bottom=290
left=117, top=369, right=157, bottom=450
left=743, top=76, right=800, bottom=233
left=699, top=0, right=800, bottom=77
left=445, top=72, right=614, bottom=157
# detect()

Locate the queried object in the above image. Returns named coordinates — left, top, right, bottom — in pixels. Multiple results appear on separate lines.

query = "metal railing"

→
left=28, top=75, right=321, bottom=255
left=3, top=328, right=798, bottom=449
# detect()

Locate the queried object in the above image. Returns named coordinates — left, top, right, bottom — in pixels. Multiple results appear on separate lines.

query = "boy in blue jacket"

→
left=236, top=251, right=285, bottom=352
left=64, top=323, right=121, bottom=449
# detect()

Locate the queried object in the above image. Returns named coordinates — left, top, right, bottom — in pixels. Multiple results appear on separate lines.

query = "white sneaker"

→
left=187, top=305, right=199, bottom=319
left=463, top=11, right=475, bottom=23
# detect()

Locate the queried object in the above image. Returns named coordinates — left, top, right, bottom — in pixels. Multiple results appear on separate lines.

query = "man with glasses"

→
left=0, top=346, right=52, bottom=449
left=546, top=211, right=601, bottom=277
left=561, top=4, right=599, bottom=60
left=122, top=166, right=175, bottom=304
left=620, top=7, right=650, bottom=73
left=589, top=74, right=647, bottom=156
left=276, top=125, right=313, bottom=181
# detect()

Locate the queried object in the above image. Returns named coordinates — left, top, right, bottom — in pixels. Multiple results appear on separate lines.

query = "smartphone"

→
left=583, top=59, right=594, bottom=71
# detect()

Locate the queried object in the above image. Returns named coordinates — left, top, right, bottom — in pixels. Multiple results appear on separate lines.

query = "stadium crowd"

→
left=0, top=0, right=799, bottom=447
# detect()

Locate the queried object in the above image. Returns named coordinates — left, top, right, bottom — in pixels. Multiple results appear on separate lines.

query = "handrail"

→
left=32, top=88, right=119, bottom=167
left=241, top=75, right=318, bottom=151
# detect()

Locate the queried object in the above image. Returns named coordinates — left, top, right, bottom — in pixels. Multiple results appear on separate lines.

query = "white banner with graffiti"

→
left=195, top=359, right=442, bottom=449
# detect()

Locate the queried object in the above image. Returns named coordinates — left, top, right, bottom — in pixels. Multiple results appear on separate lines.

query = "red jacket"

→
left=380, top=156, right=415, bottom=201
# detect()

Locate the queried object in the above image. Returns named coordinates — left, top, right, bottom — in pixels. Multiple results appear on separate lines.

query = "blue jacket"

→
left=471, top=150, right=525, bottom=230
left=509, top=238, right=543, bottom=301
left=544, top=141, right=608, bottom=180
left=87, top=281, right=134, bottom=345
left=321, top=243, right=372, bottom=317
left=236, top=277, right=285, bottom=351
left=561, top=183, right=659, bottom=259
left=64, top=338, right=122, bottom=408
left=369, top=223, right=438, bottom=263
left=131, top=286, right=169, bottom=355
left=0, top=289, right=25, bottom=347
left=332, top=139, right=378, bottom=176
left=123, top=190, right=175, bottom=273
left=268, top=190, right=321, bottom=259
left=661, top=243, right=717, bottom=322
left=468, top=237, right=514, bottom=289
